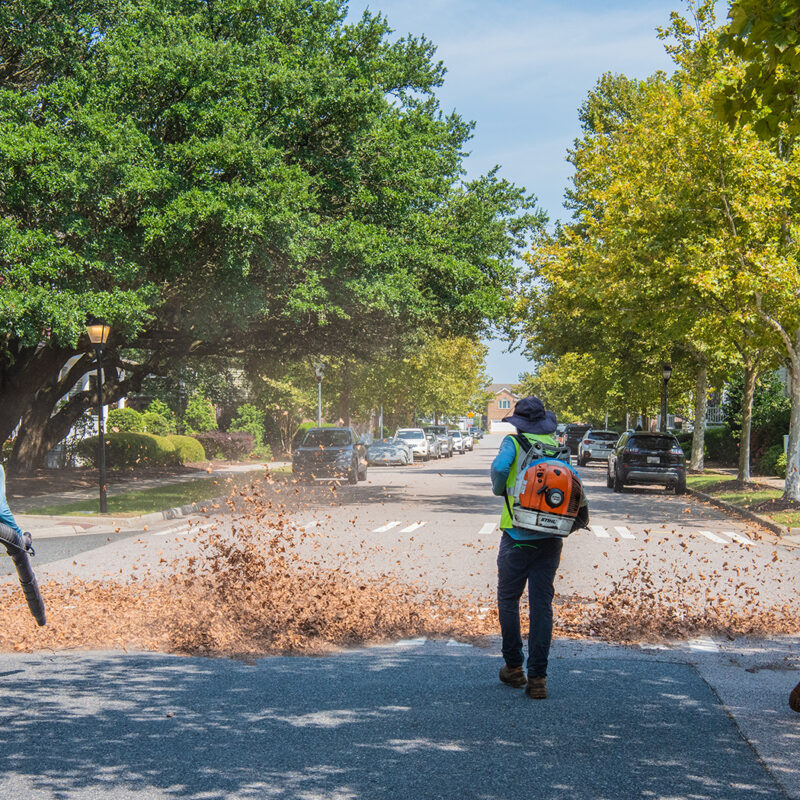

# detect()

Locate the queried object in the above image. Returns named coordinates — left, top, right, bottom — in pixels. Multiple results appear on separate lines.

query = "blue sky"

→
left=347, top=0, right=708, bottom=382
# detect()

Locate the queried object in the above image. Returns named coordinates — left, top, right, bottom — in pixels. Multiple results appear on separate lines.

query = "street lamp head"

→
left=86, top=318, right=111, bottom=347
left=662, top=363, right=672, bottom=382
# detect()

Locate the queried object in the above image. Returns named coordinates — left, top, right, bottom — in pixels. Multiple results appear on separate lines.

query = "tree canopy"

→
left=0, top=0, right=540, bottom=470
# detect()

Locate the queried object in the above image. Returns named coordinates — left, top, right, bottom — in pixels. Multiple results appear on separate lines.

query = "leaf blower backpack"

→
left=504, top=435, right=588, bottom=537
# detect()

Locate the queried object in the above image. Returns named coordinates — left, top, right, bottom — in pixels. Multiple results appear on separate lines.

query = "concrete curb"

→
left=686, top=487, right=789, bottom=538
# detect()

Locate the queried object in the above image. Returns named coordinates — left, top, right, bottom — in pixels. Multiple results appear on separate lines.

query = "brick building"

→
left=485, top=383, right=520, bottom=434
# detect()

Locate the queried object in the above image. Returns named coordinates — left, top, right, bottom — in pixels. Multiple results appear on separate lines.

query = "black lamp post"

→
left=313, top=361, right=325, bottom=427
left=86, top=319, right=111, bottom=512
left=661, top=363, right=672, bottom=433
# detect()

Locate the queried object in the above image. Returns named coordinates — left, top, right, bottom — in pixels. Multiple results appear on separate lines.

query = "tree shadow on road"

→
left=0, top=641, right=788, bottom=799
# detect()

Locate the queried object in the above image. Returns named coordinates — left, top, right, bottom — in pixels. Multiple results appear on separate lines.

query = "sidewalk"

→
left=706, top=465, right=786, bottom=490
left=0, top=635, right=796, bottom=799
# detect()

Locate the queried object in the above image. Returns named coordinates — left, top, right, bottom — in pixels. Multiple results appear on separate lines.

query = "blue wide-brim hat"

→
left=502, top=395, right=557, bottom=435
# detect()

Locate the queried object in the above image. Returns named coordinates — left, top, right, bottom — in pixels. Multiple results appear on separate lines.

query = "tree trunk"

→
left=0, top=344, right=77, bottom=444
left=690, top=365, right=707, bottom=471
left=8, top=359, right=147, bottom=474
left=737, top=363, right=758, bottom=483
left=784, top=357, right=800, bottom=500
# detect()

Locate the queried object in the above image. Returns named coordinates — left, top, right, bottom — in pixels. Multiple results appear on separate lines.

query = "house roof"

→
left=485, top=383, right=520, bottom=396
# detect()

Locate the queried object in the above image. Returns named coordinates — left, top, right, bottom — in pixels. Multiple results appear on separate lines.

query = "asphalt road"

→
left=0, top=638, right=796, bottom=800
left=1, top=434, right=799, bottom=799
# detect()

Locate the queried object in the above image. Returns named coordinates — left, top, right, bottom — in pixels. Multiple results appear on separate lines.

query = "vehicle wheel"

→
left=612, top=468, right=624, bottom=493
left=348, top=462, right=358, bottom=484
left=606, top=469, right=613, bottom=489
left=578, top=455, right=587, bottom=467
left=675, top=477, right=686, bottom=495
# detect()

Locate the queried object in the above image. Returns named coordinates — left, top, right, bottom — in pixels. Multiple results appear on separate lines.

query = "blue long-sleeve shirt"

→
left=0, top=465, right=22, bottom=536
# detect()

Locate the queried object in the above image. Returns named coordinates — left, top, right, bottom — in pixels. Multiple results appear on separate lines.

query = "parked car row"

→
left=291, top=424, right=482, bottom=481
left=569, top=426, right=687, bottom=494
left=395, top=427, right=475, bottom=461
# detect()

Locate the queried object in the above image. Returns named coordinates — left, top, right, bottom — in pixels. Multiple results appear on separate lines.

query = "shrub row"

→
left=192, top=431, right=254, bottom=461
left=704, top=426, right=739, bottom=463
left=107, top=406, right=176, bottom=436
left=78, top=433, right=206, bottom=469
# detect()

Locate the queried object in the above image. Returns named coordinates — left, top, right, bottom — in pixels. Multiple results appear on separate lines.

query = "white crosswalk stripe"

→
left=698, top=530, right=728, bottom=544
left=721, top=530, right=752, bottom=545
left=400, top=522, right=426, bottom=533
left=373, top=521, right=402, bottom=533
left=154, top=521, right=214, bottom=537
left=362, top=519, right=756, bottom=547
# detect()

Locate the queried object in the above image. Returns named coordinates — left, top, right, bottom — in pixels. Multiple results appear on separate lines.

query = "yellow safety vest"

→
left=499, top=433, right=559, bottom=530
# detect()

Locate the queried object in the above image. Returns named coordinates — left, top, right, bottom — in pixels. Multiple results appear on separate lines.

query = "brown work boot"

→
left=790, top=680, right=800, bottom=713
left=525, top=676, right=547, bottom=699
left=499, top=665, right=527, bottom=688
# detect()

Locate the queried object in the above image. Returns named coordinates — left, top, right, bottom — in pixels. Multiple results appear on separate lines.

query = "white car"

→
left=394, top=428, right=431, bottom=461
left=449, top=430, right=465, bottom=454
left=577, top=430, right=620, bottom=466
left=462, top=431, right=474, bottom=451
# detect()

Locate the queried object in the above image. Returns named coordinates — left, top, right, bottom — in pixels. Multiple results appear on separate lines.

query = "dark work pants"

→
left=496, top=531, right=563, bottom=678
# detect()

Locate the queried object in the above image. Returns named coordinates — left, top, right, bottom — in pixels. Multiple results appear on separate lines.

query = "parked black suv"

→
left=607, top=431, right=686, bottom=494
left=559, top=423, right=592, bottom=455
left=292, top=427, right=368, bottom=483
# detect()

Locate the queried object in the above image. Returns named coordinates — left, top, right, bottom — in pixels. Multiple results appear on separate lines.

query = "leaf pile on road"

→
left=0, top=487, right=494, bottom=657
left=0, top=482, right=798, bottom=655
left=556, top=537, right=800, bottom=642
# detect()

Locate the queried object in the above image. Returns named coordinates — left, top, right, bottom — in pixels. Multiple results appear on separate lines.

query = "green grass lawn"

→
left=716, top=488, right=780, bottom=506
left=685, top=474, right=738, bottom=492
left=27, top=469, right=287, bottom=517
left=686, top=473, right=800, bottom=528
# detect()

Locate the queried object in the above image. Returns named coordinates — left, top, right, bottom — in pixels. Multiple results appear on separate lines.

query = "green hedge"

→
left=704, top=426, right=738, bottom=464
left=107, top=407, right=144, bottom=433
left=757, top=443, right=784, bottom=476
left=78, top=432, right=179, bottom=468
left=167, top=435, right=206, bottom=463
left=775, top=451, right=787, bottom=478
left=142, top=410, right=176, bottom=436
left=193, top=431, right=254, bottom=460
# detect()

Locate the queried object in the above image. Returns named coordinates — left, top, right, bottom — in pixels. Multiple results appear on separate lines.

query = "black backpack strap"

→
left=513, top=433, right=532, bottom=453
left=503, top=489, right=514, bottom=519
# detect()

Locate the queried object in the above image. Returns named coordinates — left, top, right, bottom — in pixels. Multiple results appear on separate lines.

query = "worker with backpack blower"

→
left=490, top=396, right=588, bottom=699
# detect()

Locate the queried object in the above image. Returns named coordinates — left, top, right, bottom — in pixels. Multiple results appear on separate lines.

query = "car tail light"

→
left=584, top=439, right=594, bottom=445
left=671, top=445, right=684, bottom=455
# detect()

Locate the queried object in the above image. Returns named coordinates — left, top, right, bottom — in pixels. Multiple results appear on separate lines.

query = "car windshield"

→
left=396, top=431, right=424, bottom=440
left=451, top=431, right=462, bottom=438
left=627, top=435, right=678, bottom=451
left=302, top=430, right=351, bottom=447
left=588, top=431, right=619, bottom=441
